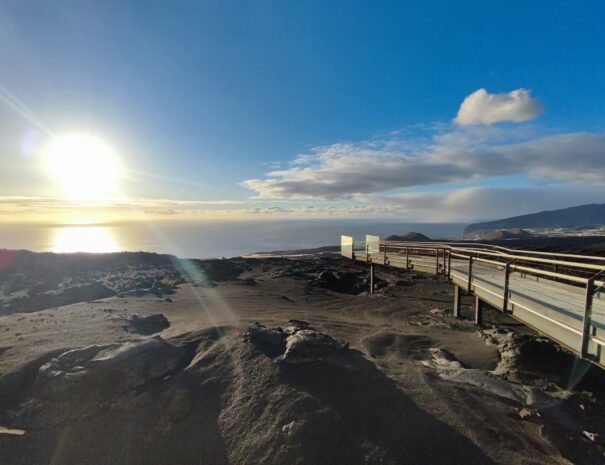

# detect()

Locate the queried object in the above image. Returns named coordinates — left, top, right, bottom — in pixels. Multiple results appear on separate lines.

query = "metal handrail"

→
left=358, top=236, right=605, bottom=286
left=382, top=242, right=605, bottom=272
left=381, top=241, right=605, bottom=263
left=382, top=240, right=605, bottom=262
left=345, top=234, right=605, bottom=369
left=453, top=248, right=605, bottom=271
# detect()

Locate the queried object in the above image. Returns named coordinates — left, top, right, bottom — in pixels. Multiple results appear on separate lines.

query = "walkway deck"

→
left=342, top=235, right=605, bottom=369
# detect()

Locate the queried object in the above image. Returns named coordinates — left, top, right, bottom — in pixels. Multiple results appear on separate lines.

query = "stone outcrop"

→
left=35, top=337, right=187, bottom=399
left=245, top=320, right=349, bottom=365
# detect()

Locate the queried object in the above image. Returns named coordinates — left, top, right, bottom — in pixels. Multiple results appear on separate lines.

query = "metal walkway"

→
left=340, top=235, right=605, bottom=369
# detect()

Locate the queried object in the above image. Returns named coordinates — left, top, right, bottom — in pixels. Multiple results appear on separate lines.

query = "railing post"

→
left=366, top=243, right=369, bottom=262
left=405, top=247, right=410, bottom=270
left=502, top=263, right=511, bottom=313
left=383, top=243, right=387, bottom=265
left=475, top=296, right=483, bottom=326
left=467, top=256, right=473, bottom=293
left=453, top=284, right=461, bottom=318
left=435, top=249, right=439, bottom=275
left=581, top=278, right=595, bottom=358
left=370, top=263, right=375, bottom=294
left=447, top=250, right=452, bottom=279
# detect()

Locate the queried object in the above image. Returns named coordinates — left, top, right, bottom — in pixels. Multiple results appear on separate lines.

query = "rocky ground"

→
left=0, top=249, right=604, bottom=464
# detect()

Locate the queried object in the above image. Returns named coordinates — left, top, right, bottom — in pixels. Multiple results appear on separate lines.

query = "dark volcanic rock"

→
left=314, top=271, right=360, bottom=293
left=318, top=270, right=338, bottom=284
left=1, top=282, right=115, bottom=315
left=0, top=347, right=72, bottom=410
left=0, top=338, right=189, bottom=431
left=193, top=259, right=245, bottom=282
left=35, top=337, right=187, bottom=400
left=279, top=328, right=348, bottom=365
left=245, top=322, right=286, bottom=346
left=117, top=279, right=177, bottom=298
left=246, top=321, right=349, bottom=365
left=313, top=269, right=385, bottom=295
left=124, top=313, right=170, bottom=335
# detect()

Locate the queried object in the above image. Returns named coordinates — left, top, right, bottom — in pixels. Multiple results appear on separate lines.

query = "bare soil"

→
left=0, top=251, right=604, bottom=464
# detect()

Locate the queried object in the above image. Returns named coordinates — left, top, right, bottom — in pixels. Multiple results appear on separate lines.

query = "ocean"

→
left=0, top=220, right=466, bottom=259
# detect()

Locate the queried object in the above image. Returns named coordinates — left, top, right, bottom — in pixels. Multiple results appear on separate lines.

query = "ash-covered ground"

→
left=0, top=250, right=604, bottom=465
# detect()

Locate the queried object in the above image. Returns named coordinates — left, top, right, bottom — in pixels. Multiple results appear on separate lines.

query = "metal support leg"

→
left=467, top=257, right=473, bottom=293
left=502, top=263, right=511, bottom=313
left=370, top=263, right=375, bottom=294
left=581, top=278, right=595, bottom=358
left=475, top=296, right=483, bottom=326
left=453, top=285, right=461, bottom=318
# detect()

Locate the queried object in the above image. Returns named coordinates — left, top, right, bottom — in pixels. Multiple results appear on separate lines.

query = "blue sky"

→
left=1, top=1, right=605, bottom=223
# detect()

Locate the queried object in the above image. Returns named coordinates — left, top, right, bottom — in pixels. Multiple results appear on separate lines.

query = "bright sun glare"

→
left=44, top=135, right=121, bottom=200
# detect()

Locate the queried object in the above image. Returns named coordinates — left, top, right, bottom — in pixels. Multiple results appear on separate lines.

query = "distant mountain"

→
left=479, top=228, right=533, bottom=241
left=385, top=232, right=431, bottom=241
left=464, top=203, right=605, bottom=237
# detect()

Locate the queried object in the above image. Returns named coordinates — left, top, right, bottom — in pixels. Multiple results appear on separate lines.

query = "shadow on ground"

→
left=279, top=349, right=495, bottom=465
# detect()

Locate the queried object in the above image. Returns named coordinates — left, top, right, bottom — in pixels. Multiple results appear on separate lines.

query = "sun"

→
left=44, top=134, right=121, bottom=200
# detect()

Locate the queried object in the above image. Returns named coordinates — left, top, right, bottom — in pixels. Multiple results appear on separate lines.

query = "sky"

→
left=1, top=0, right=605, bottom=224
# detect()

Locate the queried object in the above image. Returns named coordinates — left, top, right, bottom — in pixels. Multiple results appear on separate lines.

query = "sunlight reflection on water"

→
left=52, top=226, right=121, bottom=253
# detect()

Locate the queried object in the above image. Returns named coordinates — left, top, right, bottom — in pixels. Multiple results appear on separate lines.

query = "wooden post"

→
left=447, top=250, right=452, bottom=279
left=435, top=249, right=439, bottom=275
left=453, top=285, right=461, bottom=318
left=475, top=296, right=483, bottom=326
left=405, top=247, right=410, bottom=269
left=366, top=243, right=369, bottom=262
left=370, top=263, right=375, bottom=294
left=383, top=244, right=387, bottom=265
left=502, top=263, right=511, bottom=313
left=467, top=256, right=473, bottom=293
left=581, top=278, right=595, bottom=358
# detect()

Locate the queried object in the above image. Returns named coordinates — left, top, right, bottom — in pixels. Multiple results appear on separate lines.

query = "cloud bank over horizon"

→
left=3, top=184, right=605, bottom=224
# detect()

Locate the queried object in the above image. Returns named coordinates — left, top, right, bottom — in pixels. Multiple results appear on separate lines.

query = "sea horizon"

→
left=0, top=219, right=467, bottom=259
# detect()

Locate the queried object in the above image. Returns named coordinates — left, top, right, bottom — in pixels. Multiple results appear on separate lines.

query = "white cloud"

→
left=242, top=131, right=605, bottom=200
left=454, top=88, right=542, bottom=126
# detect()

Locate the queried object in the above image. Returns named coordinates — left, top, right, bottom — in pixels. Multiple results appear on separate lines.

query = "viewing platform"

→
left=341, top=235, right=605, bottom=369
